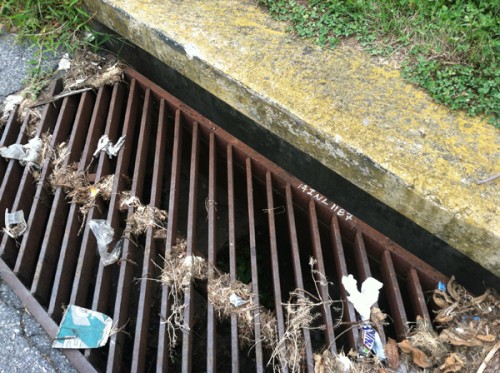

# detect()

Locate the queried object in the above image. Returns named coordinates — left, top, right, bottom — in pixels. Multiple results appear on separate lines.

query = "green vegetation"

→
left=258, top=0, right=499, bottom=127
left=0, top=0, right=109, bottom=77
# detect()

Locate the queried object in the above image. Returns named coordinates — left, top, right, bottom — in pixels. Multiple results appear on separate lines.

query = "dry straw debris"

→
left=120, top=192, right=168, bottom=236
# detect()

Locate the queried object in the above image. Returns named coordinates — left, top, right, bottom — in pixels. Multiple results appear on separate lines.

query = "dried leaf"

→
left=439, top=329, right=482, bottom=347
left=384, top=337, right=399, bottom=369
left=439, top=353, right=464, bottom=373
left=476, top=334, right=496, bottom=342
left=398, top=339, right=432, bottom=368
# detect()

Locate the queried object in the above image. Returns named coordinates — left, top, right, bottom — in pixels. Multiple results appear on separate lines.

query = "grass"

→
left=0, top=0, right=109, bottom=83
left=258, top=0, right=499, bottom=127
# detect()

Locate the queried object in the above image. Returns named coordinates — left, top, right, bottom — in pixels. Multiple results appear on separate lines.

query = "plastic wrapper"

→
left=0, top=137, right=42, bottom=169
left=93, top=135, right=126, bottom=159
left=89, top=219, right=121, bottom=266
left=52, top=305, right=113, bottom=349
left=3, top=209, right=27, bottom=238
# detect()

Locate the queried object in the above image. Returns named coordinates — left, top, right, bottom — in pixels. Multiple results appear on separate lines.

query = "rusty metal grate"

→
left=0, top=68, right=448, bottom=372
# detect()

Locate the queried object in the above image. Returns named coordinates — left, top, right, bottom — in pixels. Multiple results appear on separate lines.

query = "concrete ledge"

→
left=85, top=0, right=499, bottom=276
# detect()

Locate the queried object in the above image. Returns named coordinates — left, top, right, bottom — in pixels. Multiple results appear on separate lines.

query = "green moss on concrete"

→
left=84, top=0, right=499, bottom=275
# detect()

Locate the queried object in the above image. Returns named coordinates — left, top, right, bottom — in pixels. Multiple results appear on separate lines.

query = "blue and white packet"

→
left=52, top=305, right=113, bottom=349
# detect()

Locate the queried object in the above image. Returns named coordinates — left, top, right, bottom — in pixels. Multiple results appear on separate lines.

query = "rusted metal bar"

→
left=131, top=98, right=169, bottom=372
left=265, top=171, right=288, bottom=373
left=48, top=86, right=112, bottom=320
left=246, top=157, right=264, bottom=372
left=331, top=216, right=359, bottom=349
left=157, top=109, right=183, bottom=373
left=107, top=86, right=154, bottom=372
left=308, top=200, right=337, bottom=354
left=407, top=268, right=431, bottom=321
left=285, top=184, right=314, bottom=373
left=227, top=144, right=240, bottom=373
left=14, top=95, right=79, bottom=283
left=207, top=131, right=217, bottom=371
left=31, top=91, right=95, bottom=303
left=181, top=122, right=200, bottom=372
left=381, top=250, right=408, bottom=339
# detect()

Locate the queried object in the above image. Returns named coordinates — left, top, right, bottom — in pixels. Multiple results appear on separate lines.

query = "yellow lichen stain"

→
left=86, top=0, right=499, bottom=275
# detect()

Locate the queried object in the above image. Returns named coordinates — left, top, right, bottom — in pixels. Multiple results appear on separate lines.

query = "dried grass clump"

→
left=120, top=192, right=168, bottom=236
left=63, top=50, right=124, bottom=90
left=207, top=273, right=278, bottom=349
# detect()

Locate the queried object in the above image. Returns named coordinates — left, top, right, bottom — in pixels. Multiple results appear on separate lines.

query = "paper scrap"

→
left=342, top=274, right=383, bottom=321
left=230, top=293, right=250, bottom=307
left=3, top=209, right=27, bottom=238
left=93, top=135, right=126, bottom=159
left=52, top=305, right=113, bottom=349
left=89, top=219, right=121, bottom=266
left=0, top=137, right=42, bottom=169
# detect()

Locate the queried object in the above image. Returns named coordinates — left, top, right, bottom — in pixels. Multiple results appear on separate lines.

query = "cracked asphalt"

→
left=0, top=33, right=76, bottom=373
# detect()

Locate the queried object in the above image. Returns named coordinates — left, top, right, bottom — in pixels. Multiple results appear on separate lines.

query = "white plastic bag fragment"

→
left=0, top=137, right=43, bottom=169
left=3, top=209, right=27, bottom=238
left=229, top=293, right=250, bottom=307
left=1, top=94, right=23, bottom=121
left=93, top=135, right=126, bottom=159
left=57, top=53, right=71, bottom=71
left=342, top=274, right=383, bottom=321
left=52, top=305, right=113, bottom=349
left=89, top=219, right=121, bottom=266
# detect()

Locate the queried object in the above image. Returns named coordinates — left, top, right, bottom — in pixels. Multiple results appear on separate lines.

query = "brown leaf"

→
left=476, top=334, right=496, bottom=342
left=439, top=329, right=482, bottom=347
left=439, top=353, right=464, bottom=373
left=398, top=339, right=432, bottom=368
left=385, top=338, right=399, bottom=370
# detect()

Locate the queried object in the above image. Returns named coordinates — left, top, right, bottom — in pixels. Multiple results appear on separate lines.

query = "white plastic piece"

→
left=0, top=137, right=42, bottom=169
left=1, top=94, right=23, bottom=121
left=93, top=135, right=126, bottom=159
left=57, top=53, right=71, bottom=71
left=341, top=274, right=383, bottom=321
left=89, top=219, right=121, bottom=266
left=3, top=209, right=27, bottom=238
left=229, top=293, right=250, bottom=307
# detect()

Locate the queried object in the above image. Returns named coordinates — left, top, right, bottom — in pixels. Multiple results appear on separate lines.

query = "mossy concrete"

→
left=84, top=0, right=499, bottom=276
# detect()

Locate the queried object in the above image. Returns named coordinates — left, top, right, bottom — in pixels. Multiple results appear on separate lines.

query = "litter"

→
left=1, top=94, right=23, bottom=121
left=93, top=135, right=126, bottom=159
left=89, top=219, right=121, bottom=266
left=52, top=305, right=113, bottom=349
left=342, top=274, right=386, bottom=360
left=229, top=293, right=250, bottom=307
left=0, top=137, right=43, bottom=169
left=3, top=209, right=27, bottom=238
left=57, top=53, right=71, bottom=71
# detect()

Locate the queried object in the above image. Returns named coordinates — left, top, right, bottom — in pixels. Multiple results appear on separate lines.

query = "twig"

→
left=476, top=173, right=500, bottom=185
left=477, top=340, right=500, bottom=373
left=28, top=88, right=94, bottom=108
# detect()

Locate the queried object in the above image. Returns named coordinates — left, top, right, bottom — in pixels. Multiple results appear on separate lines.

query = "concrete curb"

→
left=84, top=0, right=499, bottom=276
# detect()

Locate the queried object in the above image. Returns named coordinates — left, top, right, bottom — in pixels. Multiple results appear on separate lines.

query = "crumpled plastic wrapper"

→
left=89, top=219, right=121, bottom=266
left=3, top=209, right=27, bottom=238
left=0, top=137, right=43, bottom=169
left=93, top=135, right=126, bottom=159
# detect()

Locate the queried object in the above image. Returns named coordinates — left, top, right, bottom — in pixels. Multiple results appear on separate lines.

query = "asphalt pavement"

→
left=0, top=32, right=77, bottom=373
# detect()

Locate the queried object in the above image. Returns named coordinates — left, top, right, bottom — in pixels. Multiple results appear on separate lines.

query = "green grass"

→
left=258, top=0, right=499, bottom=127
left=0, top=0, right=109, bottom=78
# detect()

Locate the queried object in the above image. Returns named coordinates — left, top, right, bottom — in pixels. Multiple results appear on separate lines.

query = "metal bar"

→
left=181, top=122, right=200, bottom=373
left=0, top=114, right=30, bottom=231
left=308, top=200, right=337, bottom=354
left=265, top=171, right=288, bottom=373
left=107, top=86, right=153, bottom=372
left=331, top=215, right=359, bottom=349
left=207, top=131, right=217, bottom=371
left=407, top=268, right=431, bottom=321
left=47, top=86, right=111, bottom=320
left=0, top=259, right=98, bottom=373
left=0, top=86, right=62, bottom=264
left=131, top=98, right=168, bottom=372
left=31, top=91, right=95, bottom=303
left=0, top=106, right=22, bottom=178
left=157, top=109, right=182, bottom=373
left=246, top=158, right=264, bottom=372
left=227, top=144, right=240, bottom=373
left=14, top=96, right=79, bottom=283
left=285, top=184, right=314, bottom=373
left=380, top=250, right=408, bottom=339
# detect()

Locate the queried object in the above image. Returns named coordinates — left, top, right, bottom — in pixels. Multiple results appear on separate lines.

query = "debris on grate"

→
left=120, top=192, right=168, bottom=236
left=3, top=209, right=27, bottom=238
left=53, top=305, right=113, bottom=349
left=89, top=219, right=122, bottom=266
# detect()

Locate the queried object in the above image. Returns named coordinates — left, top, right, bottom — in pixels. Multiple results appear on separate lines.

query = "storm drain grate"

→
left=0, top=68, right=448, bottom=372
